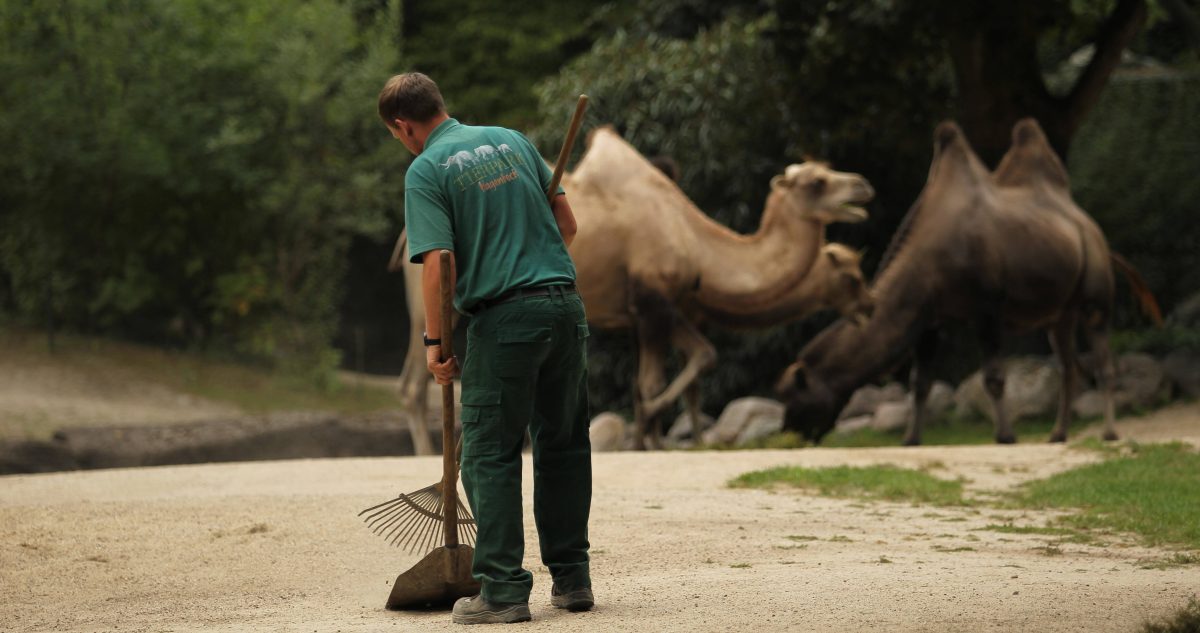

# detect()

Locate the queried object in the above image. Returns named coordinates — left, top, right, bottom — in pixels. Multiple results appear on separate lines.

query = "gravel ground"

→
left=2, top=404, right=1198, bottom=633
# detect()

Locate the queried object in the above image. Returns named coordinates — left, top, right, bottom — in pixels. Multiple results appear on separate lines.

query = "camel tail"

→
left=1110, top=252, right=1163, bottom=326
left=387, top=228, right=408, bottom=273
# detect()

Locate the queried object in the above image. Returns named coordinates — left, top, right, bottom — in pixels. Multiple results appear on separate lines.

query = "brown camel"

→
left=776, top=118, right=1162, bottom=446
left=394, top=128, right=875, bottom=451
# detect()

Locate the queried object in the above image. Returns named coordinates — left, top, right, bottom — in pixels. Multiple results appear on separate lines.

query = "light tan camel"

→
left=394, top=128, right=874, bottom=451
left=777, top=118, right=1162, bottom=446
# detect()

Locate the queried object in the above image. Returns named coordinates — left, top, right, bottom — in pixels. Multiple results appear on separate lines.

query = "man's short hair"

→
left=378, top=72, right=445, bottom=124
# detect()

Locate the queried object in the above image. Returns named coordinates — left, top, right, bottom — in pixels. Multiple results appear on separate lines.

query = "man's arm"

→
left=550, top=193, right=577, bottom=247
left=420, top=249, right=458, bottom=385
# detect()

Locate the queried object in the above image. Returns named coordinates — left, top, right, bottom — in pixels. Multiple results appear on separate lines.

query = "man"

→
left=378, top=72, right=593, bottom=625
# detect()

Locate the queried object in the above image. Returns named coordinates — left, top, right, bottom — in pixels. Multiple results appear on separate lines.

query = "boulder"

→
left=924, top=381, right=956, bottom=419
left=838, top=382, right=906, bottom=420
left=1163, top=350, right=1200, bottom=398
left=589, top=412, right=627, bottom=452
left=1113, top=353, right=1169, bottom=409
left=735, top=413, right=785, bottom=446
left=666, top=410, right=717, bottom=442
left=954, top=357, right=1060, bottom=423
left=704, top=397, right=785, bottom=446
left=834, top=415, right=874, bottom=435
left=1073, top=353, right=1169, bottom=416
left=871, top=401, right=913, bottom=432
left=1167, top=291, right=1200, bottom=328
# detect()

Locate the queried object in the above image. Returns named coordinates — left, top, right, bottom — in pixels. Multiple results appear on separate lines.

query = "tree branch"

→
left=1065, top=0, right=1148, bottom=125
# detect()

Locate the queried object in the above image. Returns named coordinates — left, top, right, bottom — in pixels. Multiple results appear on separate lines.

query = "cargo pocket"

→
left=460, top=388, right=502, bottom=457
left=577, top=323, right=590, bottom=340
left=496, top=325, right=553, bottom=376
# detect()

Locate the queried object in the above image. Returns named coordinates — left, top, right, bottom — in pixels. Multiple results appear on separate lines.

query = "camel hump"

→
left=994, top=118, right=1070, bottom=190
left=586, top=125, right=619, bottom=149
left=934, top=121, right=967, bottom=152
left=1011, top=117, right=1046, bottom=147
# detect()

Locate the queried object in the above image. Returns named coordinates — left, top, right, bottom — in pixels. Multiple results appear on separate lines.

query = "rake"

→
left=357, top=447, right=477, bottom=553
left=357, top=247, right=476, bottom=555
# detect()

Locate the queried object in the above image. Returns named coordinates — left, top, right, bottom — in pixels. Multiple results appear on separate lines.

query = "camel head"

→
left=774, top=359, right=841, bottom=444
left=769, top=162, right=874, bottom=225
left=821, top=244, right=874, bottom=326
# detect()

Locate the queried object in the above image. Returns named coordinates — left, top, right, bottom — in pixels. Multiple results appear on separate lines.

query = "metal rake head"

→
left=358, top=482, right=477, bottom=554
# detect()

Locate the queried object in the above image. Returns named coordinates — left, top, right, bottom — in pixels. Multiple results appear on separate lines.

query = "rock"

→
left=954, top=357, right=1061, bottom=423
left=704, top=397, right=785, bottom=446
left=871, top=401, right=913, bottom=432
left=1167, top=291, right=1200, bottom=328
left=834, top=415, right=874, bottom=434
left=735, top=413, right=785, bottom=446
left=666, top=410, right=717, bottom=442
left=589, top=412, right=627, bottom=452
left=1113, top=353, right=1168, bottom=409
left=839, top=382, right=906, bottom=420
left=924, top=381, right=956, bottom=419
left=1071, top=390, right=1106, bottom=419
left=1163, top=350, right=1200, bottom=398
left=1073, top=353, right=1169, bottom=416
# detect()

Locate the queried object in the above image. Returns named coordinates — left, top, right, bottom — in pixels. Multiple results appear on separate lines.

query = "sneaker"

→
left=452, top=595, right=531, bottom=625
left=550, top=585, right=594, bottom=612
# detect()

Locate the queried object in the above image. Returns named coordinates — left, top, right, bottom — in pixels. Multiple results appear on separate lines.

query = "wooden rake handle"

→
left=438, top=249, right=459, bottom=548
left=546, top=95, right=588, bottom=205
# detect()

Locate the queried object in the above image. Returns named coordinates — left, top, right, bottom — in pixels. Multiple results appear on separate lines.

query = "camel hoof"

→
left=996, top=434, right=1017, bottom=445
left=902, top=436, right=921, bottom=447
left=1102, top=430, right=1119, bottom=442
left=1048, top=432, right=1067, bottom=443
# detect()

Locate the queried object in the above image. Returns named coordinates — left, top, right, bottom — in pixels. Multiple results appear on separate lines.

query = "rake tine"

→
left=398, top=491, right=441, bottom=552
left=361, top=498, right=405, bottom=527
left=372, top=504, right=415, bottom=540
left=363, top=499, right=408, bottom=531
left=387, top=502, right=429, bottom=549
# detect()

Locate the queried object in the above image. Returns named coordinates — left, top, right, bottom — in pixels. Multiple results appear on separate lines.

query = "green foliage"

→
left=1015, top=442, right=1200, bottom=548
left=1070, top=74, right=1200, bottom=324
left=729, top=464, right=969, bottom=506
left=400, top=0, right=615, bottom=132
left=0, top=0, right=406, bottom=378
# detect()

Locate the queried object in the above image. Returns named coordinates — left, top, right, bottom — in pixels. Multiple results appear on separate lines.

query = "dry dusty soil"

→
left=2, top=403, right=1199, bottom=633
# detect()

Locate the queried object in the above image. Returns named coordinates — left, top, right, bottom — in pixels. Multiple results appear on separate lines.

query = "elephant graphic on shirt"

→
left=497, top=144, right=513, bottom=154
left=439, top=150, right=476, bottom=172
left=474, top=145, right=498, bottom=160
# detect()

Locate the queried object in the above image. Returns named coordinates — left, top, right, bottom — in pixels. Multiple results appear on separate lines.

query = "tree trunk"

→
left=945, top=0, right=1147, bottom=167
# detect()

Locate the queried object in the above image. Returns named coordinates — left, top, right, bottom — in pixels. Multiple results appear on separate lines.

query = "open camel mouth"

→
left=832, top=202, right=869, bottom=223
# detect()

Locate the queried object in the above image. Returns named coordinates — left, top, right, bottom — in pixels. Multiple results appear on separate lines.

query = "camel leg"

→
left=1084, top=321, right=1120, bottom=441
left=640, top=317, right=716, bottom=421
left=684, top=381, right=704, bottom=441
left=978, top=324, right=1016, bottom=444
left=903, top=331, right=938, bottom=447
left=1047, top=314, right=1079, bottom=443
left=398, top=323, right=435, bottom=456
left=629, top=282, right=678, bottom=450
left=632, top=315, right=671, bottom=451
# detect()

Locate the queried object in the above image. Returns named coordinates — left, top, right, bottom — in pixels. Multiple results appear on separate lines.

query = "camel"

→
left=393, top=128, right=875, bottom=451
left=776, top=118, right=1162, bottom=446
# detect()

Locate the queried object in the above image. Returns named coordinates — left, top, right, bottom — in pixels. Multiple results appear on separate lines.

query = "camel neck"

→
left=689, top=189, right=824, bottom=313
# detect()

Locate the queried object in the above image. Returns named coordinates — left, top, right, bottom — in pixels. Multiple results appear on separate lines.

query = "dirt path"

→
left=2, top=405, right=1198, bottom=632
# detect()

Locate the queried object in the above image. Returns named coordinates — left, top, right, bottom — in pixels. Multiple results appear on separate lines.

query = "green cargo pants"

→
left=458, top=288, right=591, bottom=605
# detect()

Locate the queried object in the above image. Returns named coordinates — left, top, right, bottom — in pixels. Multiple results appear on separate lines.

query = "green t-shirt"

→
left=405, top=118, right=575, bottom=314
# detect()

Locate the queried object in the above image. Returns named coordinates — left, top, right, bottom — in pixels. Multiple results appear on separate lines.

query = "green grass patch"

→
left=1142, top=597, right=1200, bottom=633
left=730, top=464, right=968, bottom=506
left=1012, top=443, right=1200, bottom=549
